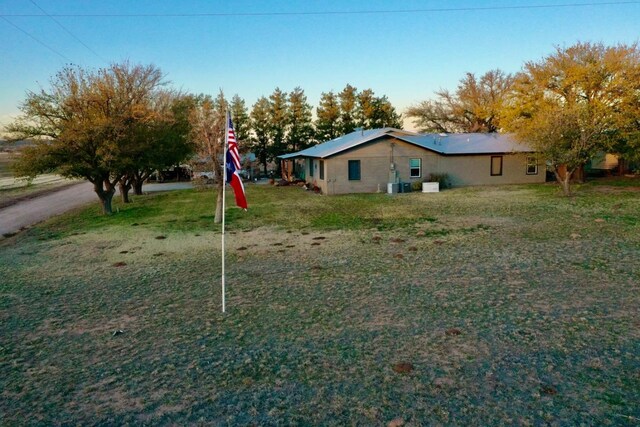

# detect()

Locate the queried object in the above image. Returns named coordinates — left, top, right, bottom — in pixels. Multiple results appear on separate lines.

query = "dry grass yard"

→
left=1, top=180, right=639, bottom=425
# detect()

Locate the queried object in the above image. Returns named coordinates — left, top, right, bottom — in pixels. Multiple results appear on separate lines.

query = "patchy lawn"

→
left=1, top=182, right=639, bottom=425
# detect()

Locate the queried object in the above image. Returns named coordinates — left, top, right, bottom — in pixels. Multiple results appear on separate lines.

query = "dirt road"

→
left=0, top=181, right=193, bottom=237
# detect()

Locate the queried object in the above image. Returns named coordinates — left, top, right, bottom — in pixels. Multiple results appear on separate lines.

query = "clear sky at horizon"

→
left=1, top=0, right=639, bottom=132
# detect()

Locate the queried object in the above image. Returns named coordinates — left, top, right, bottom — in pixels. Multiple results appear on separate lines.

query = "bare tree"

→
left=406, top=69, right=513, bottom=133
left=189, top=91, right=228, bottom=223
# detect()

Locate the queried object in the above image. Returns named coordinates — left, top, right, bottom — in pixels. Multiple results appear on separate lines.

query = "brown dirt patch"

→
left=393, top=362, right=414, bottom=374
left=593, top=185, right=640, bottom=194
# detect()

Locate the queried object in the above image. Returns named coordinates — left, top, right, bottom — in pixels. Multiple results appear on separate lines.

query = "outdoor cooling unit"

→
left=387, top=183, right=400, bottom=194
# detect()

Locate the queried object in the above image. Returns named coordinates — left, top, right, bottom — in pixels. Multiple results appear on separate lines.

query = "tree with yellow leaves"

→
left=502, top=42, right=640, bottom=195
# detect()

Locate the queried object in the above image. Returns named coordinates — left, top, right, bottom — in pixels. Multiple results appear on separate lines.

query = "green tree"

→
left=369, top=95, right=402, bottom=129
left=250, top=96, right=272, bottom=175
left=356, top=88, right=376, bottom=129
left=6, top=62, right=165, bottom=215
left=316, top=91, right=341, bottom=142
left=406, top=69, right=513, bottom=133
left=502, top=42, right=640, bottom=195
left=355, top=88, right=402, bottom=130
left=269, top=88, right=289, bottom=171
left=229, top=94, right=251, bottom=143
left=339, top=84, right=358, bottom=134
left=287, top=87, right=315, bottom=151
left=118, top=91, right=194, bottom=203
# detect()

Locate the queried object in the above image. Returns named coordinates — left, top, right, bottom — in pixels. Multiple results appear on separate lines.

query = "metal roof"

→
left=396, top=133, right=535, bottom=155
left=278, top=129, right=534, bottom=160
left=279, top=128, right=407, bottom=159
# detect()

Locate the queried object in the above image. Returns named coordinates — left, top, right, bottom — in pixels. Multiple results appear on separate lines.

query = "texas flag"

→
left=225, top=114, right=248, bottom=210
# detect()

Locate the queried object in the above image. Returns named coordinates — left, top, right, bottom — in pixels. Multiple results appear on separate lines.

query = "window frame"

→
left=491, top=156, right=503, bottom=176
left=409, top=158, right=422, bottom=178
left=319, top=160, right=325, bottom=180
left=348, top=160, right=361, bottom=181
left=526, top=156, right=538, bottom=175
left=308, top=158, right=314, bottom=177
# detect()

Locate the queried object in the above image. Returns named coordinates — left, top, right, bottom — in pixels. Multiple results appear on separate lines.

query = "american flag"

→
left=225, top=114, right=248, bottom=210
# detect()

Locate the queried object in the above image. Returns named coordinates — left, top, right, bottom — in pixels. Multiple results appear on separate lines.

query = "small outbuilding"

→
left=279, top=128, right=545, bottom=195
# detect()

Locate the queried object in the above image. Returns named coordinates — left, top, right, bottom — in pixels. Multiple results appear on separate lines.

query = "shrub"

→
left=428, top=173, right=450, bottom=189
left=411, top=181, right=423, bottom=191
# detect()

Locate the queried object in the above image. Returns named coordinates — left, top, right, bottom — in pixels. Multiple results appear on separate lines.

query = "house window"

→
left=410, top=158, right=422, bottom=178
left=348, top=160, right=361, bottom=180
left=319, top=160, right=325, bottom=180
left=308, top=158, right=314, bottom=177
left=526, top=156, right=538, bottom=175
left=491, top=156, right=503, bottom=176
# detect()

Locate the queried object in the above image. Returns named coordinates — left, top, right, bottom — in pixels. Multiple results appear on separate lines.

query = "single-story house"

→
left=279, top=128, right=545, bottom=195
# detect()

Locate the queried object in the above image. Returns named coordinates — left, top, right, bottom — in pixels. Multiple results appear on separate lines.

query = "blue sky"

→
left=1, top=0, right=639, bottom=131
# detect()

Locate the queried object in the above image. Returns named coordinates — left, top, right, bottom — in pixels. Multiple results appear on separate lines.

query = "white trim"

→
left=410, top=158, right=422, bottom=178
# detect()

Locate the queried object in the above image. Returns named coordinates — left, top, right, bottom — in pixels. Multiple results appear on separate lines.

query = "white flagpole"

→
left=221, top=111, right=228, bottom=313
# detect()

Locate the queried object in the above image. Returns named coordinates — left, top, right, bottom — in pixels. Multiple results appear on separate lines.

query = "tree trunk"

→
left=119, top=181, right=131, bottom=203
left=618, top=158, right=627, bottom=176
left=574, top=164, right=585, bottom=183
left=131, top=170, right=151, bottom=195
left=214, top=178, right=224, bottom=223
left=132, top=171, right=144, bottom=195
left=133, top=180, right=144, bottom=195
left=560, top=175, right=572, bottom=196
left=554, top=169, right=572, bottom=196
left=94, top=180, right=116, bottom=215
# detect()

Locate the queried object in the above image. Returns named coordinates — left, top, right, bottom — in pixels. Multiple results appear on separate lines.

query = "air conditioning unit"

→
left=387, top=183, right=400, bottom=194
